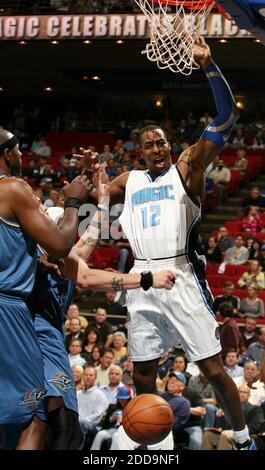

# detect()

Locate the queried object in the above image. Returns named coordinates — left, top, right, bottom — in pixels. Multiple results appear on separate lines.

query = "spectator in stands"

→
left=240, top=283, right=264, bottom=318
left=240, top=206, right=263, bottom=235
left=216, top=226, right=234, bottom=253
left=209, top=159, right=231, bottom=205
left=248, top=238, right=261, bottom=260
left=169, top=351, right=192, bottom=385
left=95, top=349, right=115, bottom=387
left=223, top=349, right=244, bottom=379
left=161, top=374, right=190, bottom=438
left=89, top=307, right=113, bottom=348
left=65, top=303, right=88, bottom=333
left=205, top=236, right=222, bottom=264
left=33, top=137, right=51, bottom=158
left=158, top=352, right=173, bottom=380
left=100, top=291, right=125, bottom=317
left=65, top=317, right=84, bottom=352
left=224, top=234, right=249, bottom=265
left=231, top=128, right=246, bottom=148
left=169, top=371, right=206, bottom=450
left=123, top=129, right=139, bottom=152
left=233, top=361, right=265, bottom=406
left=201, top=384, right=265, bottom=450
left=242, top=187, right=265, bottom=211
left=199, top=111, right=213, bottom=128
left=100, top=365, right=125, bottom=405
left=219, top=303, right=243, bottom=359
left=72, top=364, right=84, bottom=391
left=98, top=144, right=114, bottom=163
left=22, top=158, right=40, bottom=181
left=188, top=371, right=216, bottom=429
left=56, top=157, right=71, bottom=182
left=132, top=158, right=146, bottom=171
left=81, top=326, right=102, bottom=363
left=77, top=365, right=109, bottom=448
left=90, top=386, right=131, bottom=450
left=213, top=281, right=240, bottom=316
left=68, top=338, right=86, bottom=368
left=232, top=148, right=248, bottom=175
left=241, top=317, right=260, bottom=350
left=105, top=159, right=118, bottom=179
left=238, top=261, right=265, bottom=291
left=241, top=327, right=265, bottom=367
left=257, top=244, right=265, bottom=271
left=87, top=345, right=104, bottom=368
left=111, top=332, right=128, bottom=365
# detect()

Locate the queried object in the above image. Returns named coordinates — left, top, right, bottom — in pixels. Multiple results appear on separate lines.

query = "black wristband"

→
left=64, top=197, right=82, bottom=210
left=140, top=271, right=153, bottom=291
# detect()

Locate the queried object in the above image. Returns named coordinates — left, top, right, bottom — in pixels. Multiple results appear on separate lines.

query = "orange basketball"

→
left=122, top=394, right=174, bottom=445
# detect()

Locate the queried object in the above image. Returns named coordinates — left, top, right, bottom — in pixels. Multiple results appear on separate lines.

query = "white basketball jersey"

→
left=119, top=165, right=200, bottom=260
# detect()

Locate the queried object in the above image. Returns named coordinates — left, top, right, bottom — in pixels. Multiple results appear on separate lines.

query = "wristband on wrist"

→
left=97, top=204, right=108, bottom=212
left=64, top=197, right=82, bottom=210
left=140, top=271, right=153, bottom=291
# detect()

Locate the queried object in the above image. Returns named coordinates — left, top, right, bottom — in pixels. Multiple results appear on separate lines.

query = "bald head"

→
left=0, top=129, right=21, bottom=176
left=0, top=129, right=14, bottom=151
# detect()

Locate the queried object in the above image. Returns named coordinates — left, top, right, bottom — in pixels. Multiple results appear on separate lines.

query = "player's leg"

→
left=197, top=353, right=252, bottom=448
left=17, top=417, right=46, bottom=450
left=47, top=399, right=83, bottom=450
left=34, top=316, right=82, bottom=450
left=133, top=358, right=160, bottom=394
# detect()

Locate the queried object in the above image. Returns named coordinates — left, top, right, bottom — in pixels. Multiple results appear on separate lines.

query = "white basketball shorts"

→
left=127, top=256, right=221, bottom=363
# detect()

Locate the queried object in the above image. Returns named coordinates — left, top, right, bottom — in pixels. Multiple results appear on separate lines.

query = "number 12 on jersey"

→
left=141, top=205, right=161, bottom=229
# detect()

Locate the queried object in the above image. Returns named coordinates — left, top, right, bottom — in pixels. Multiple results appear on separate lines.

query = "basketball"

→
left=122, top=394, right=174, bottom=445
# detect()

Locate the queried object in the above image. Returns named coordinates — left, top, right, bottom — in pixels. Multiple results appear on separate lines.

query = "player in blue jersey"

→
left=0, top=128, right=91, bottom=449
left=78, top=38, right=256, bottom=450
left=20, top=165, right=176, bottom=450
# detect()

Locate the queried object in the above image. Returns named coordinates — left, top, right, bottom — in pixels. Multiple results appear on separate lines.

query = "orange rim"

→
left=151, top=0, right=214, bottom=9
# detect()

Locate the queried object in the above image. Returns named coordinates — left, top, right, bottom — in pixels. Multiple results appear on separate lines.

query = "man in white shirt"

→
left=224, top=235, right=249, bottom=265
left=77, top=365, right=108, bottom=446
left=95, top=349, right=115, bottom=387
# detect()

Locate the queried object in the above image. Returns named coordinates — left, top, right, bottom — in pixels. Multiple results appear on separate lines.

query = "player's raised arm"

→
left=194, top=37, right=239, bottom=167
left=73, top=164, right=110, bottom=261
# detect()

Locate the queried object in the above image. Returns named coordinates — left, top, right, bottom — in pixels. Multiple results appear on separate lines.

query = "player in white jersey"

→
left=78, top=38, right=256, bottom=450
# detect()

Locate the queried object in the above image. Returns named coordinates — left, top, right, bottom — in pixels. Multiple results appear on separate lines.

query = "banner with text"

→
left=0, top=14, right=253, bottom=40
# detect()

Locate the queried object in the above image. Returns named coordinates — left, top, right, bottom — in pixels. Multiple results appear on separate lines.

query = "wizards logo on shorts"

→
left=18, top=387, right=46, bottom=410
left=48, top=372, right=74, bottom=392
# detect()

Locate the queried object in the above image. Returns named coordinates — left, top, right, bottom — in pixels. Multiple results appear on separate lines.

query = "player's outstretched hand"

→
left=62, top=173, right=92, bottom=203
left=153, top=270, right=177, bottom=290
left=194, top=36, right=212, bottom=69
left=73, top=147, right=98, bottom=173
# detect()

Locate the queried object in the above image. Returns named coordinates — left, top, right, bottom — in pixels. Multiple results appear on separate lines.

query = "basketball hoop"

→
left=135, top=0, right=216, bottom=75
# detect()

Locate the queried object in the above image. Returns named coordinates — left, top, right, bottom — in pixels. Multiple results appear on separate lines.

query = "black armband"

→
left=64, top=197, right=82, bottom=210
left=140, top=271, right=153, bottom=291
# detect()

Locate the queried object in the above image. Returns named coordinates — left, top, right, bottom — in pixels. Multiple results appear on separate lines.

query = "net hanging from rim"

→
left=135, top=0, right=216, bottom=75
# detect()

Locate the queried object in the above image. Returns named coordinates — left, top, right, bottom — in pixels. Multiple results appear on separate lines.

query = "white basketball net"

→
left=135, top=0, right=214, bottom=75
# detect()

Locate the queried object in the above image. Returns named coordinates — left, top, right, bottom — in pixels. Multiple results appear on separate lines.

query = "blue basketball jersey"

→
left=0, top=215, right=37, bottom=298
left=27, top=262, right=76, bottom=333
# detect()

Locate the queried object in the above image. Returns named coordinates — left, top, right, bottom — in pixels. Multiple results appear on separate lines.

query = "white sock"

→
left=234, top=426, right=250, bottom=444
left=147, top=432, right=174, bottom=450
left=110, top=426, right=140, bottom=450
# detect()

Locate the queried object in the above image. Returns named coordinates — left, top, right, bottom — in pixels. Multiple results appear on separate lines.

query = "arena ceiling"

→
left=0, top=38, right=264, bottom=99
